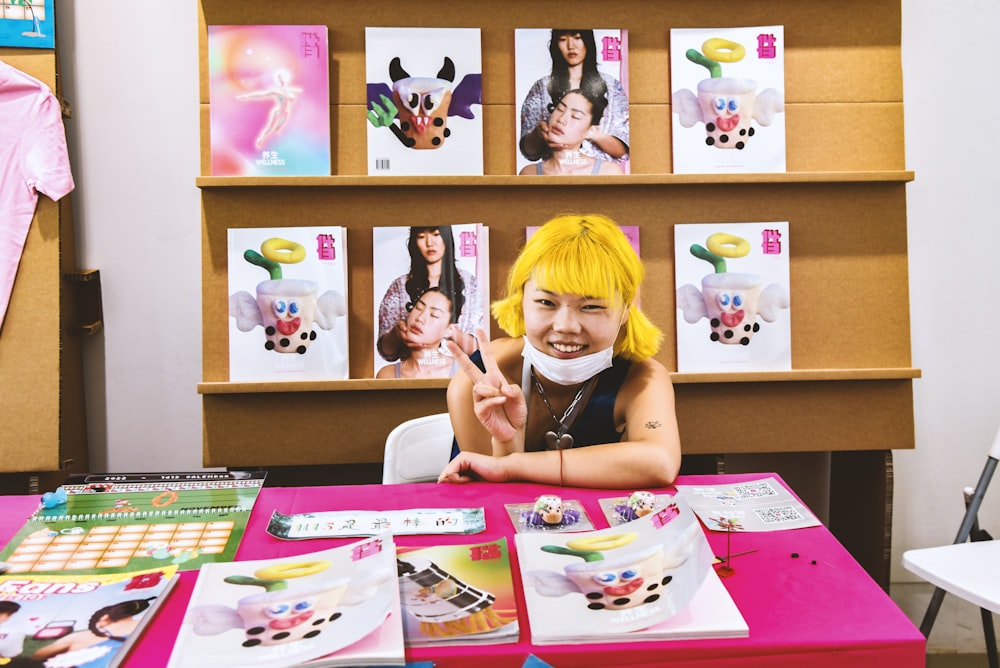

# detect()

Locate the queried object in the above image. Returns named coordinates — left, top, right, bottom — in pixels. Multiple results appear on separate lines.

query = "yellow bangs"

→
left=492, top=213, right=662, bottom=360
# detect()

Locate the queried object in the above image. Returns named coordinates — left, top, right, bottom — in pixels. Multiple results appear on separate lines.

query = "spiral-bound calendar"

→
left=0, top=471, right=265, bottom=575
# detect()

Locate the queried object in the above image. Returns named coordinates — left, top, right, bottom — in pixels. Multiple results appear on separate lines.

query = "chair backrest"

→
left=382, top=413, right=454, bottom=484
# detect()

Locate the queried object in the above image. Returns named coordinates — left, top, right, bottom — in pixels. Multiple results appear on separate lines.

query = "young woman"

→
left=440, top=214, right=681, bottom=488
left=518, top=89, right=625, bottom=176
left=376, top=288, right=460, bottom=379
left=376, top=226, right=481, bottom=363
left=519, top=29, right=630, bottom=167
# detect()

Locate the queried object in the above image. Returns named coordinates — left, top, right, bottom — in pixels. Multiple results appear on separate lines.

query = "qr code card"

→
left=674, top=476, right=821, bottom=532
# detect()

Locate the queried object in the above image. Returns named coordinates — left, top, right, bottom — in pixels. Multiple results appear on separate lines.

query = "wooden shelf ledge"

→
left=198, top=377, right=450, bottom=394
left=671, top=367, right=921, bottom=384
left=196, top=170, right=915, bottom=189
left=198, top=367, right=921, bottom=395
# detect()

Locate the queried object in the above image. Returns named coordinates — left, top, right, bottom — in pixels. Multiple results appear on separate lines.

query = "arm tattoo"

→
left=645, top=420, right=661, bottom=430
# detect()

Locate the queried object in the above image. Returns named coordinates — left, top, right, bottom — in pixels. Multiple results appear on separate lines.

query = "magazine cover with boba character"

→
left=167, top=534, right=404, bottom=668
left=670, top=25, right=785, bottom=174
left=228, top=226, right=349, bottom=382
left=674, top=221, right=791, bottom=373
left=514, top=494, right=747, bottom=644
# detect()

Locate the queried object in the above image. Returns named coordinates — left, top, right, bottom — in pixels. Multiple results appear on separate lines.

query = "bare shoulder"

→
left=624, top=356, right=672, bottom=384
left=617, top=357, right=677, bottom=440
left=618, top=357, right=675, bottom=409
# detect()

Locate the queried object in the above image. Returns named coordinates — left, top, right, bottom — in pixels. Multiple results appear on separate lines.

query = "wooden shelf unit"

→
left=197, top=0, right=914, bottom=587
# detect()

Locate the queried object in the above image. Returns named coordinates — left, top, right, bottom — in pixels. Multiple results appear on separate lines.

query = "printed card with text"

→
left=675, top=476, right=821, bottom=532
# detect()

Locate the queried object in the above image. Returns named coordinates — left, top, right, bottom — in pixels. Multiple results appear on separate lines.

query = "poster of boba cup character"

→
left=670, top=25, right=785, bottom=174
left=674, top=221, right=791, bottom=372
left=167, top=535, right=403, bottom=668
left=514, top=495, right=713, bottom=643
left=228, top=226, right=349, bottom=382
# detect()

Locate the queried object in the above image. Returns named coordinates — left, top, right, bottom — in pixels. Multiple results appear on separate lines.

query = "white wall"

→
left=54, top=0, right=998, bottom=652
left=57, top=1, right=203, bottom=472
left=890, top=0, right=1000, bottom=651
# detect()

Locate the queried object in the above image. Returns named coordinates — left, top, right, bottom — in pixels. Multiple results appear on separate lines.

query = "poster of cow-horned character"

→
left=365, top=27, right=483, bottom=176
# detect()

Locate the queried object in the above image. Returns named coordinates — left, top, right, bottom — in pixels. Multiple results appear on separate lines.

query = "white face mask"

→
left=522, top=337, right=613, bottom=386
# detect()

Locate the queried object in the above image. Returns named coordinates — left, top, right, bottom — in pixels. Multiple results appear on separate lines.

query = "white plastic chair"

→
left=382, top=413, right=454, bottom=484
left=902, top=424, right=1000, bottom=667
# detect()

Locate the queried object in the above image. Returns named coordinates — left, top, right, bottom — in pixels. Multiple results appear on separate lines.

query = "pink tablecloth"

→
left=0, top=474, right=925, bottom=667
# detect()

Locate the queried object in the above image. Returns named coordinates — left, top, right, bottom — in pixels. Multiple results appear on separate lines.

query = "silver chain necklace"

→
left=530, top=368, right=598, bottom=451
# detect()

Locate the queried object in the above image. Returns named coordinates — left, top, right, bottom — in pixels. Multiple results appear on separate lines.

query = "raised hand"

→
left=447, top=329, right=527, bottom=446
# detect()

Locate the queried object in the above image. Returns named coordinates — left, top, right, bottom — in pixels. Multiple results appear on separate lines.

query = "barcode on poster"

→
left=733, top=481, right=779, bottom=499
left=754, top=505, right=805, bottom=524
left=375, top=158, right=391, bottom=171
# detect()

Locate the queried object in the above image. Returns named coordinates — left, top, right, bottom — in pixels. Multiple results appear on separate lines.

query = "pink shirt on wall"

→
left=0, top=59, right=75, bottom=332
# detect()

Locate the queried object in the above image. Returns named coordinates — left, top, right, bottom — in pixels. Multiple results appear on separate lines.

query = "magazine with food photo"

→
left=674, top=221, right=791, bottom=372
left=395, top=538, right=519, bottom=646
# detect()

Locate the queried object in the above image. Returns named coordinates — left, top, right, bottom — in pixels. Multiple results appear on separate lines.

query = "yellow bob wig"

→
left=491, top=213, right=663, bottom=361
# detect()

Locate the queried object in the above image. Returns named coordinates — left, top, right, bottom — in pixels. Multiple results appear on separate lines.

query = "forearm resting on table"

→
left=453, top=441, right=679, bottom=489
left=553, top=441, right=678, bottom=488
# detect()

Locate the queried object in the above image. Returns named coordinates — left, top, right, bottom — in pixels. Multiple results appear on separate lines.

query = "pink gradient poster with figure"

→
left=208, top=25, right=331, bottom=176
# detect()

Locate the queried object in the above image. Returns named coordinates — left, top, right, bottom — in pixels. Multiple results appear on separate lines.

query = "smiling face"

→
left=547, top=92, right=594, bottom=149
left=522, top=278, right=624, bottom=359
left=556, top=32, right=587, bottom=67
left=406, top=290, right=453, bottom=348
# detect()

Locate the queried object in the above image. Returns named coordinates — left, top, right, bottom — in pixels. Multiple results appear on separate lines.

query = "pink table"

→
left=0, top=474, right=925, bottom=667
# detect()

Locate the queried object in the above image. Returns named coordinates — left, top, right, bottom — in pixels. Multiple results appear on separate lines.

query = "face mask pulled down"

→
left=522, top=337, right=613, bottom=386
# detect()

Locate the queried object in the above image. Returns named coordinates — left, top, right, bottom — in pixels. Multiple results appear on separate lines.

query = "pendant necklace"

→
left=530, top=368, right=598, bottom=451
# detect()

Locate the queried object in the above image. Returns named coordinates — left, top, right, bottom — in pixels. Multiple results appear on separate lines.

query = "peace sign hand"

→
left=446, top=328, right=527, bottom=447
